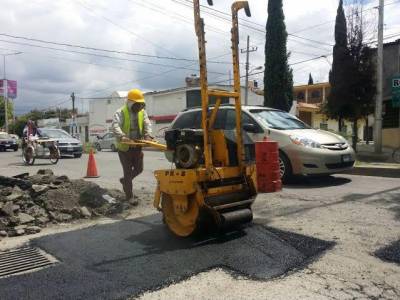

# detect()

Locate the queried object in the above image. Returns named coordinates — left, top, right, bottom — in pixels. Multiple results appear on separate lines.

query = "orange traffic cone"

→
left=85, top=148, right=99, bottom=178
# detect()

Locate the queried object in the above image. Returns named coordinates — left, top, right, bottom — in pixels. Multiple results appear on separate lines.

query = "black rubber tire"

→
left=111, top=144, right=116, bottom=152
left=279, top=151, right=293, bottom=183
left=74, top=153, right=82, bottom=158
left=96, top=143, right=101, bottom=151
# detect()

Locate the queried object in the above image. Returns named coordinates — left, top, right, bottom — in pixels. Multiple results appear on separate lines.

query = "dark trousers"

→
left=118, top=148, right=143, bottom=199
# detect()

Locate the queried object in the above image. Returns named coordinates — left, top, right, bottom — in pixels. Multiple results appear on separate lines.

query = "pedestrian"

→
left=112, top=89, right=152, bottom=205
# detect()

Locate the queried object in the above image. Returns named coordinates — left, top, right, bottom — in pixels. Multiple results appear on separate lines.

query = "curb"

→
left=341, top=166, right=400, bottom=178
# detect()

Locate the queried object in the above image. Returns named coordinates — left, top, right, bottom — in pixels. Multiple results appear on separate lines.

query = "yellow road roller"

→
left=153, top=0, right=258, bottom=237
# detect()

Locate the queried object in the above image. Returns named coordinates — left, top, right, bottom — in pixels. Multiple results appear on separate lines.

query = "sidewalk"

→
left=343, top=143, right=400, bottom=178
left=344, top=161, right=400, bottom=178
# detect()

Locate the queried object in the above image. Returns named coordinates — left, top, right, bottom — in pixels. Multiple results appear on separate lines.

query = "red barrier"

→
left=255, top=137, right=282, bottom=193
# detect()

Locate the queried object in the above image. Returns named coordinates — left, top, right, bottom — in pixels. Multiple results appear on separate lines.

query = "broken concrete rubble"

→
left=0, top=170, right=135, bottom=238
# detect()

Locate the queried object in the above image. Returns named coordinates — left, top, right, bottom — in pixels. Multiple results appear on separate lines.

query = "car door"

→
left=224, top=109, right=265, bottom=142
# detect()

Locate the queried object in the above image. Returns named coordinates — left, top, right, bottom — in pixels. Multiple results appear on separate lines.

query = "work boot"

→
left=127, top=197, right=138, bottom=206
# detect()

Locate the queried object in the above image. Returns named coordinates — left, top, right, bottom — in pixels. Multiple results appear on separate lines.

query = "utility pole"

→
left=71, top=92, right=76, bottom=136
left=374, top=0, right=384, bottom=153
left=241, top=35, right=257, bottom=105
left=3, top=55, right=8, bottom=133
left=1, top=51, right=21, bottom=133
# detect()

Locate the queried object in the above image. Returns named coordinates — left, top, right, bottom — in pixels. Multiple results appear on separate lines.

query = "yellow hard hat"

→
left=127, top=89, right=145, bottom=103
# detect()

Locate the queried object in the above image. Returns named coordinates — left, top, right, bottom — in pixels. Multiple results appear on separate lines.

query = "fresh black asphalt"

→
left=375, top=239, right=400, bottom=265
left=0, top=214, right=334, bottom=300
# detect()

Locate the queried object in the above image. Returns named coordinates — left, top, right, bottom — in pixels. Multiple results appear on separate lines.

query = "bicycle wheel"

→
left=23, top=145, right=35, bottom=165
left=49, top=145, right=60, bottom=164
left=393, top=148, right=400, bottom=163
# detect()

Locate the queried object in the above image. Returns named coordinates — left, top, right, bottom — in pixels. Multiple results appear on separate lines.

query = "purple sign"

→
left=0, top=80, right=17, bottom=99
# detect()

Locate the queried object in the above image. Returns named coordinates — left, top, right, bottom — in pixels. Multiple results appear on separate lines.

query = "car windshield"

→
left=0, top=134, right=10, bottom=139
left=250, top=109, right=310, bottom=130
left=39, top=129, right=72, bottom=138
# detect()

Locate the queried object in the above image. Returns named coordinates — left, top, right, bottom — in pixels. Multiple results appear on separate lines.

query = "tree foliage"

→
left=308, top=73, right=314, bottom=85
left=326, top=0, right=376, bottom=150
left=0, top=97, right=14, bottom=128
left=263, top=0, right=293, bottom=112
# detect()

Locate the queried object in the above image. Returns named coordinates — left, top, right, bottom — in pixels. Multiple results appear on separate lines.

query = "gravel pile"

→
left=0, top=169, right=130, bottom=238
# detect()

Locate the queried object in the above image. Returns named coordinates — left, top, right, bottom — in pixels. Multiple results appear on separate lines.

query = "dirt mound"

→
left=0, top=170, right=130, bottom=238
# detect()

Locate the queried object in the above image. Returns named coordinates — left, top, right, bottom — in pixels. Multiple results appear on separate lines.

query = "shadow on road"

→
left=284, top=175, right=352, bottom=189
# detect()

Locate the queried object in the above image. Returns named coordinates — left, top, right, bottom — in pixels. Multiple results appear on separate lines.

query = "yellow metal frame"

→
left=151, top=0, right=255, bottom=237
left=121, top=139, right=167, bottom=151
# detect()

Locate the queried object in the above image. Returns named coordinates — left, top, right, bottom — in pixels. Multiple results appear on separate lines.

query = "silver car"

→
left=39, top=128, right=83, bottom=158
left=170, top=106, right=355, bottom=181
left=94, top=132, right=117, bottom=152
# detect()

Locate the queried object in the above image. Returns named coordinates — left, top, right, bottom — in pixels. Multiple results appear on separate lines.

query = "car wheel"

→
left=279, top=152, right=292, bottom=183
left=74, top=153, right=82, bottom=158
left=96, top=143, right=102, bottom=151
left=111, top=144, right=116, bottom=152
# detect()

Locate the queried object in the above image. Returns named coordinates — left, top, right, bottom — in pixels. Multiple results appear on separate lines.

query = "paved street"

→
left=0, top=150, right=400, bottom=299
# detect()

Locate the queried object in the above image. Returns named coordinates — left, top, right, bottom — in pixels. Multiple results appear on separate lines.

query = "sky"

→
left=0, top=0, right=399, bottom=115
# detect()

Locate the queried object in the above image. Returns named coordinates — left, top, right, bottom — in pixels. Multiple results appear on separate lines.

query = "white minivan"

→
left=170, top=105, right=355, bottom=181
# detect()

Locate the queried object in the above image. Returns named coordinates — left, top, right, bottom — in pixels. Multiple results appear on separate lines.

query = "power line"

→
left=74, top=0, right=179, bottom=58
left=0, top=38, right=226, bottom=75
left=171, top=0, right=334, bottom=47
left=0, top=33, right=232, bottom=65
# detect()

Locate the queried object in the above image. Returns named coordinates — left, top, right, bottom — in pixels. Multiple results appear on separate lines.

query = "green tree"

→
left=308, top=73, right=314, bottom=85
left=0, top=97, right=14, bottom=129
left=346, top=1, right=376, bottom=150
left=326, top=0, right=353, bottom=132
left=263, top=0, right=293, bottom=112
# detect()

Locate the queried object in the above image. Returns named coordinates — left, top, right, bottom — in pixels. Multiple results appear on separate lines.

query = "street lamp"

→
left=1, top=51, right=22, bottom=133
left=244, top=65, right=263, bottom=105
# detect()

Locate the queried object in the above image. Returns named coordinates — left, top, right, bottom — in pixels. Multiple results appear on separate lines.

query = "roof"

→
left=297, top=102, right=320, bottom=111
left=143, top=84, right=249, bottom=96
left=113, top=91, right=128, bottom=98
left=293, top=82, right=330, bottom=91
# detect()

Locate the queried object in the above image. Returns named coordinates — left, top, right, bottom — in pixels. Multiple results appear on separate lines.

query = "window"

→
left=225, top=109, right=258, bottom=130
left=250, top=109, right=310, bottom=130
left=172, top=111, right=201, bottom=129
left=311, top=90, right=321, bottom=98
left=186, top=90, right=229, bottom=108
left=383, top=101, right=400, bottom=129
left=296, top=91, right=305, bottom=101
left=320, top=123, right=328, bottom=130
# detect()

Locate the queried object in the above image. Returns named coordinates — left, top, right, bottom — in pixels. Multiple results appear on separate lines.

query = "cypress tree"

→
left=263, top=0, right=293, bottom=112
left=308, top=73, right=314, bottom=85
left=326, top=0, right=353, bottom=131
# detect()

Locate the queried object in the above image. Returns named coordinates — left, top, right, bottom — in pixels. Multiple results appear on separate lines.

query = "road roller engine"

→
left=150, top=0, right=258, bottom=237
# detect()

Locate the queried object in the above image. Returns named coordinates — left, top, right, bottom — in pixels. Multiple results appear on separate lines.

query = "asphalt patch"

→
left=0, top=214, right=334, bottom=299
left=375, top=239, right=400, bottom=265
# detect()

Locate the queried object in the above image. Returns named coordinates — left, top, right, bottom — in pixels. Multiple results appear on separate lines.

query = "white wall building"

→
left=88, top=91, right=127, bottom=141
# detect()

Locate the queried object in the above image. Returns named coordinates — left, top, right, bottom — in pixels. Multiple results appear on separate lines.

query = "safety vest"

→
left=116, top=105, right=144, bottom=152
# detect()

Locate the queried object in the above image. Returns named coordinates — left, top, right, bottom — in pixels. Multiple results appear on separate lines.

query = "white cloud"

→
left=0, top=0, right=398, bottom=114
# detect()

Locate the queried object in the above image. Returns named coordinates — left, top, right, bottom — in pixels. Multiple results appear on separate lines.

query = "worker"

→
left=112, top=88, right=152, bottom=205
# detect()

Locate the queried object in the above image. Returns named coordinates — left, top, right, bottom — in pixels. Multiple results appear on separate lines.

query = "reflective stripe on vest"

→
left=116, top=105, right=145, bottom=152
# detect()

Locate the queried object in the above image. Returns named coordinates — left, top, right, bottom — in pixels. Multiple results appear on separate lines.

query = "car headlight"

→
left=290, top=135, right=321, bottom=149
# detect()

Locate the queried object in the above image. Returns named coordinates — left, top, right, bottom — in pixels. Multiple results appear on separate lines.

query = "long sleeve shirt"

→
left=112, top=107, right=152, bottom=140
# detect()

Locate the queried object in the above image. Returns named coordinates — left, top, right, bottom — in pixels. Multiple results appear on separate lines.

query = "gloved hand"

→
left=121, top=136, right=130, bottom=143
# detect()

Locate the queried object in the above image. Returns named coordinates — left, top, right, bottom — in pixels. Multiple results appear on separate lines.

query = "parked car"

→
left=170, top=105, right=355, bottom=181
left=94, top=132, right=117, bottom=152
left=38, top=128, right=83, bottom=158
left=0, top=133, right=18, bottom=151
